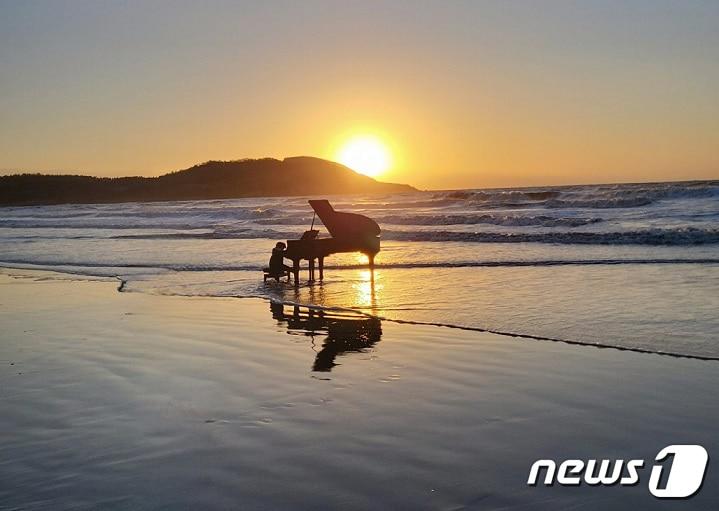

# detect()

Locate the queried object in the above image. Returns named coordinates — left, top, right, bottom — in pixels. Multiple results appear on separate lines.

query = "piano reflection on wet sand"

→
left=282, top=199, right=380, bottom=285
left=270, top=302, right=382, bottom=372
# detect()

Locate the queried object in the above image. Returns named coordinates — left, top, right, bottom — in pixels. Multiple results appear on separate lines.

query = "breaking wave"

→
left=383, top=227, right=719, bottom=245
left=107, top=226, right=719, bottom=245
left=437, top=181, right=719, bottom=209
left=374, top=214, right=600, bottom=227
left=545, top=197, right=655, bottom=209
left=255, top=213, right=602, bottom=227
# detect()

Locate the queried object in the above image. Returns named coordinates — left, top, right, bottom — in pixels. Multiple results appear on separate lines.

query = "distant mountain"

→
left=0, top=156, right=417, bottom=206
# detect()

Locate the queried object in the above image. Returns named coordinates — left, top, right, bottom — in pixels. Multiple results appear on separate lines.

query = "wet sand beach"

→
left=3, top=1, right=719, bottom=508
left=1, top=269, right=717, bottom=510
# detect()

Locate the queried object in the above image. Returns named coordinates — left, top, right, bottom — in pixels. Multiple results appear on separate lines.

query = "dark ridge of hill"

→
left=0, top=156, right=417, bottom=206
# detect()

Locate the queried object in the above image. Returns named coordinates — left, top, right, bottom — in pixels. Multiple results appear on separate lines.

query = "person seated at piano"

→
left=268, top=242, right=292, bottom=275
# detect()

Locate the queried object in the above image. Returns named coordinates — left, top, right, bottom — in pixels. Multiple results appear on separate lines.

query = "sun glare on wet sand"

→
left=337, top=135, right=391, bottom=177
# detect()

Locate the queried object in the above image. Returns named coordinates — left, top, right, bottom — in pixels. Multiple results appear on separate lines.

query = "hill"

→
left=0, top=157, right=416, bottom=206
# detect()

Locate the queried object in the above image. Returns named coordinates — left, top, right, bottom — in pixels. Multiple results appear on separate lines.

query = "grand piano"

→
left=283, top=199, right=380, bottom=284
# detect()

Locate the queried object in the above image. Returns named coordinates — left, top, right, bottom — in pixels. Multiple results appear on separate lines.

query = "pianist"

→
left=268, top=242, right=292, bottom=275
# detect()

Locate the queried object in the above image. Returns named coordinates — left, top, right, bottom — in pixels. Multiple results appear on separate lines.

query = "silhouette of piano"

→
left=284, top=199, right=380, bottom=284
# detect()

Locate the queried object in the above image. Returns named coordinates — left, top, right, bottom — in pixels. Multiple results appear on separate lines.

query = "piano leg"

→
left=309, top=258, right=315, bottom=282
left=292, top=259, right=300, bottom=287
left=319, top=257, right=324, bottom=280
left=368, top=253, right=375, bottom=270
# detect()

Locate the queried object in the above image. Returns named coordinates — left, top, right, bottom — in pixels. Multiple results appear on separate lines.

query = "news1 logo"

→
left=528, top=445, right=709, bottom=498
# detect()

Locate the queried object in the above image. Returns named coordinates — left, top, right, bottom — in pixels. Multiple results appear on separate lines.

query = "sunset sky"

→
left=1, top=0, right=718, bottom=189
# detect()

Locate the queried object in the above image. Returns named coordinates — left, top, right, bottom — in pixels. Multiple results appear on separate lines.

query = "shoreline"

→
left=4, top=265, right=719, bottom=363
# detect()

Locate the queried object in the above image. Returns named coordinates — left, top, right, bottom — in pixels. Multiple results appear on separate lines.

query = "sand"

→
left=1, top=269, right=717, bottom=510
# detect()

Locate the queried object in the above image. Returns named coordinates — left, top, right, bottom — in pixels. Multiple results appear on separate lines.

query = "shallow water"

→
left=1, top=180, right=718, bottom=357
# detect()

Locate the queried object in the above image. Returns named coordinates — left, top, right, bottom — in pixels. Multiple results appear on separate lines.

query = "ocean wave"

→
left=0, top=220, right=219, bottom=231
left=332, top=198, right=461, bottom=210
left=112, top=227, right=300, bottom=240
left=3, top=257, right=718, bottom=274
left=0, top=206, right=280, bottom=223
left=440, top=181, right=719, bottom=209
left=375, top=214, right=601, bottom=227
left=254, top=216, right=316, bottom=226
left=544, top=197, right=655, bottom=209
left=254, top=213, right=601, bottom=227
left=107, top=226, right=719, bottom=245
left=97, top=206, right=281, bottom=219
left=382, top=227, right=719, bottom=245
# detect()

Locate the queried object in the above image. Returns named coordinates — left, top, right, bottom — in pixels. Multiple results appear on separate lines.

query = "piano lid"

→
left=309, top=200, right=380, bottom=240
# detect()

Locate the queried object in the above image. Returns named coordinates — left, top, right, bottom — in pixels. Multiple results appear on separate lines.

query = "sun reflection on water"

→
left=351, top=269, right=382, bottom=313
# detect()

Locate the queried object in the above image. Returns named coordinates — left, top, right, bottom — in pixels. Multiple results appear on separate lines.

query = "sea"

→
left=1, top=179, right=718, bottom=359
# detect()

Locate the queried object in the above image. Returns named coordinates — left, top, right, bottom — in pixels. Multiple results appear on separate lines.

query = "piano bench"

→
left=263, top=268, right=291, bottom=283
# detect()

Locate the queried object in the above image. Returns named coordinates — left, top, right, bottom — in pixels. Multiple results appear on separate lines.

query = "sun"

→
left=337, top=135, right=391, bottom=177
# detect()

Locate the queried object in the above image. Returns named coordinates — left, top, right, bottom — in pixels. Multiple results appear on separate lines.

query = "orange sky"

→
left=1, top=1, right=718, bottom=189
